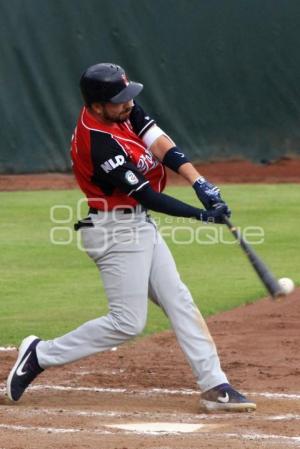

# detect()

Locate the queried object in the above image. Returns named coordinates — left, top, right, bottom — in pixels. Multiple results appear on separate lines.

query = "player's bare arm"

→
left=150, top=134, right=201, bottom=184
left=148, top=131, right=230, bottom=214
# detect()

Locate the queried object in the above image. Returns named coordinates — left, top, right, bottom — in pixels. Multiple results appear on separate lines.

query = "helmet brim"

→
left=110, top=82, right=143, bottom=103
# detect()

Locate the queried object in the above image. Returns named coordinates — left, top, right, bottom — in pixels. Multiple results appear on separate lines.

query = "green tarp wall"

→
left=1, top=0, right=300, bottom=173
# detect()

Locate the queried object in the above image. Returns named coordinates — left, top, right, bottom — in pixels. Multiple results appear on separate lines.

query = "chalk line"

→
left=0, top=384, right=300, bottom=400
left=1, top=422, right=300, bottom=442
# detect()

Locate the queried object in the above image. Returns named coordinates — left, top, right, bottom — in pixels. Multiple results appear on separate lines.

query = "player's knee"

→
left=128, top=320, right=145, bottom=336
left=122, top=318, right=146, bottom=337
left=111, top=314, right=146, bottom=337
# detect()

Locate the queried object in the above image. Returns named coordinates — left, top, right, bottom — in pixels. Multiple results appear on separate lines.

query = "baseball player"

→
left=7, top=63, right=256, bottom=412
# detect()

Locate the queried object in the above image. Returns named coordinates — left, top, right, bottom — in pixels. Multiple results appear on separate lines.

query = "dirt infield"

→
left=0, top=158, right=299, bottom=191
left=1, top=290, right=299, bottom=449
left=1, top=160, right=299, bottom=448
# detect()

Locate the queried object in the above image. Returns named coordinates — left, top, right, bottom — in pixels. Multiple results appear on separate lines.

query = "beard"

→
left=102, top=107, right=132, bottom=123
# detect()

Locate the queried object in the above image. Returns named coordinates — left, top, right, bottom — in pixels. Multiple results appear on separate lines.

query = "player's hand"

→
left=199, top=203, right=231, bottom=224
left=193, top=176, right=224, bottom=209
left=193, top=176, right=231, bottom=218
left=213, top=201, right=231, bottom=217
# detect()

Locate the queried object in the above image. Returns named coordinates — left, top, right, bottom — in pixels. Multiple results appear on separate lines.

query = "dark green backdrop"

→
left=1, top=0, right=300, bottom=173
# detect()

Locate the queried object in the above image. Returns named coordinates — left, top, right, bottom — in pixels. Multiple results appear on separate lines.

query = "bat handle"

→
left=222, top=215, right=232, bottom=227
left=222, top=215, right=241, bottom=240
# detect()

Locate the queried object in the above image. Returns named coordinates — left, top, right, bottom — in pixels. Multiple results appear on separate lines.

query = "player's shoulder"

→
left=76, top=107, right=110, bottom=133
left=78, top=107, right=109, bottom=133
left=89, top=128, right=128, bottom=165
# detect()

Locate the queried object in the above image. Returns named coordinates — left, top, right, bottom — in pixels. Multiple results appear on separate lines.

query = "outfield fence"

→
left=1, top=0, right=300, bottom=173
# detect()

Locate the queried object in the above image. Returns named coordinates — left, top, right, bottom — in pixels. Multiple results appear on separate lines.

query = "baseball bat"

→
left=222, top=215, right=284, bottom=298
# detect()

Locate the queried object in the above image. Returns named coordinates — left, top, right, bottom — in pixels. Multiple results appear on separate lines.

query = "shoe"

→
left=200, top=383, right=256, bottom=412
left=7, top=335, right=44, bottom=401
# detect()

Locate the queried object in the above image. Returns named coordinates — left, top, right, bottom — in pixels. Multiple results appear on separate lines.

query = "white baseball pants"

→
left=37, top=210, right=228, bottom=392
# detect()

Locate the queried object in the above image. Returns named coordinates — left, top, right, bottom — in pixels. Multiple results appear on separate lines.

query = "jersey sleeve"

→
left=90, top=130, right=149, bottom=196
left=129, top=101, right=156, bottom=137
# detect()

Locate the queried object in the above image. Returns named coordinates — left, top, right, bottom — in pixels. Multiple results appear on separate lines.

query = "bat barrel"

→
left=222, top=216, right=284, bottom=298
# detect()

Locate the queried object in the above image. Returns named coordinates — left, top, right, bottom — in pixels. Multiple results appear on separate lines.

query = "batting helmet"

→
left=80, top=63, right=143, bottom=106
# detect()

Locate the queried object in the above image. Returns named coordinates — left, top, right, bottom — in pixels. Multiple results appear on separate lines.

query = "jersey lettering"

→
left=101, top=155, right=125, bottom=173
left=137, top=149, right=159, bottom=174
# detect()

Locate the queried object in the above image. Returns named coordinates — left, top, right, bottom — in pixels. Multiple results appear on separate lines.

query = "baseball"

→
left=278, top=277, right=295, bottom=295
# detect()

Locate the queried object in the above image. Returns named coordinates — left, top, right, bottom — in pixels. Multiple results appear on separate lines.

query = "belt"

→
left=88, top=206, right=147, bottom=215
left=74, top=205, right=148, bottom=231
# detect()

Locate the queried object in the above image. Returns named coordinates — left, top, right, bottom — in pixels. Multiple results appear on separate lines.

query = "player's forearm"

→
left=150, top=135, right=202, bottom=185
left=148, top=133, right=204, bottom=185
left=177, top=162, right=203, bottom=185
left=132, top=185, right=202, bottom=219
left=131, top=185, right=227, bottom=223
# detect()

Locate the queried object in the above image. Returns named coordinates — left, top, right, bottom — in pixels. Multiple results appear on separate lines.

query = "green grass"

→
left=0, top=185, right=299, bottom=345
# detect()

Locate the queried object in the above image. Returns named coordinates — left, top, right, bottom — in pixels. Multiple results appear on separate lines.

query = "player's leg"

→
left=148, top=232, right=227, bottom=390
left=148, top=230, right=256, bottom=411
left=37, top=213, right=155, bottom=366
left=7, top=212, right=155, bottom=401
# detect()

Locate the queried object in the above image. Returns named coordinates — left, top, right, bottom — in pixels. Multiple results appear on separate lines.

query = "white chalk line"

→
left=268, top=414, right=300, bottom=421
left=222, top=432, right=300, bottom=443
left=0, top=423, right=81, bottom=434
left=0, top=384, right=126, bottom=394
left=0, top=422, right=300, bottom=441
left=0, top=406, right=249, bottom=421
left=0, top=383, right=300, bottom=400
left=0, top=384, right=191, bottom=395
left=2, top=406, right=300, bottom=423
left=252, top=392, right=300, bottom=400
left=0, top=423, right=111, bottom=435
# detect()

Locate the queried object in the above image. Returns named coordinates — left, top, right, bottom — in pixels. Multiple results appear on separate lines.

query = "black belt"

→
left=74, top=206, right=148, bottom=231
left=88, top=206, right=147, bottom=215
left=74, top=217, right=94, bottom=231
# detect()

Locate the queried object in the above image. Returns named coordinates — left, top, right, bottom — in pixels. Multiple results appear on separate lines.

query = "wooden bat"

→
left=222, top=215, right=284, bottom=298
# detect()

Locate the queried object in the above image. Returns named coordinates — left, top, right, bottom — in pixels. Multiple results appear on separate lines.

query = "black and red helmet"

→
left=80, top=63, right=143, bottom=106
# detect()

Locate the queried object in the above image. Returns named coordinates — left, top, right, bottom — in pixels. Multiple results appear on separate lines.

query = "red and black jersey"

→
left=71, top=102, right=166, bottom=210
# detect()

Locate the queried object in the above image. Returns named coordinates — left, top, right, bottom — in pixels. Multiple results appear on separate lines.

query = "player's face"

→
left=92, top=100, right=134, bottom=123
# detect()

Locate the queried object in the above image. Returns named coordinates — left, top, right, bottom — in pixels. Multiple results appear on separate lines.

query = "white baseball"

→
left=278, top=277, right=295, bottom=295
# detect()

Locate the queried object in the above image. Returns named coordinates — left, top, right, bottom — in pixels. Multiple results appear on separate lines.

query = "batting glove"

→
left=193, top=176, right=231, bottom=216
left=200, top=204, right=230, bottom=224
